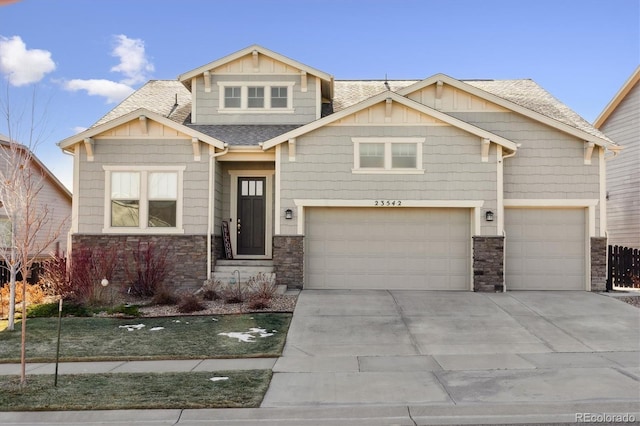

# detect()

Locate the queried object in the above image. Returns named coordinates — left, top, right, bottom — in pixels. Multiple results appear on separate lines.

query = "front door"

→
left=237, top=177, right=266, bottom=255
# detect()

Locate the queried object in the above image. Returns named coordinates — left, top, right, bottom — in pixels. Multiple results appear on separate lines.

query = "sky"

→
left=0, top=0, right=638, bottom=191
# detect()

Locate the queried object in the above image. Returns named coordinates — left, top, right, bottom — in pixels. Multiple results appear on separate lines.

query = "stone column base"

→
left=273, top=235, right=303, bottom=289
left=473, top=236, right=504, bottom=292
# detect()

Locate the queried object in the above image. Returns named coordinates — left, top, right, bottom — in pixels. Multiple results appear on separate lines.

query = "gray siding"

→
left=194, top=74, right=318, bottom=125
left=77, top=138, right=209, bottom=234
left=600, top=82, right=640, bottom=248
left=279, top=125, right=498, bottom=236
left=450, top=111, right=601, bottom=235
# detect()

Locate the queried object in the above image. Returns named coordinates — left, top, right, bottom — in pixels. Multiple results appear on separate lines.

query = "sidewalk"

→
left=0, top=357, right=277, bottom=375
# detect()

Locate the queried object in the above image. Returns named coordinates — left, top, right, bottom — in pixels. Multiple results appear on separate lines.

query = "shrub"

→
left=27, top=301, right=91, bottom=318
left=222, top=282, right=246, bottom=304
left=247, top=297, right=271, bottom=310
left=177, top=293, right=205, bottom=313
left=1, top=281, right=47, bottom=315
left=68, top=246, right=119, bottom=306
left=125, top=242, right=171, bottom=297
left=105, top=304, right=141, bottom=317
left=199, top=279, right=224, bottom=301
left=247, top=272, right=277, bottom=301
left=151, top=287, right=178, bottom=306
left=39, top=254, right=72, bottom=298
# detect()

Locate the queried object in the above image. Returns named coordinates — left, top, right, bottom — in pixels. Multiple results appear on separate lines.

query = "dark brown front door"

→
left=237, top=177, right=266, bottom=255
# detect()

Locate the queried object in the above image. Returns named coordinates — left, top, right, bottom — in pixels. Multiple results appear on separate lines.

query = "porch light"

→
left=485, top=211, right=494, bottom=222
left=285, top=209, right=293, bottom=220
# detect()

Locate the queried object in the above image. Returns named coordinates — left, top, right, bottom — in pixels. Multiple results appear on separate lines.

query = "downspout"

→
left=500, top=148, right=517, bottom=293
left=207, top=144, right=229, bottom=280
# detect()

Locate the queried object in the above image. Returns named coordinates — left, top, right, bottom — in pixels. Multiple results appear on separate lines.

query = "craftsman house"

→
left=58, top=45, right=618, bottom=292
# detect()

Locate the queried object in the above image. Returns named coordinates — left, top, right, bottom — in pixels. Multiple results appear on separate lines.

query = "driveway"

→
left=263, top=290, right=640, bottom=411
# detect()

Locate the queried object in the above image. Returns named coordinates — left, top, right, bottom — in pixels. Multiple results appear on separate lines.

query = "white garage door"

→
left=505, top=208, right=585, bottom=290
left=305, top=207, right=471, bottom=290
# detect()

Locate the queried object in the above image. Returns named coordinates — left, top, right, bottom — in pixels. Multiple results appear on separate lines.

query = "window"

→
left=271, top=87, right=288, bottom=108
left=353, top=138, right=425, bottom=173
left=247, top=87, right=264, bottom=108
left=105, top=166, right=184, bottom=233
left=218, top=82, right=295, bottom=112
left=224, top=87, right=241, bottom=108
left=111, top=172, right=140, bottom=227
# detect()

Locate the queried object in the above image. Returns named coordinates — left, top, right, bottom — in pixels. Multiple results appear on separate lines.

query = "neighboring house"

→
left=594, top=66, right=640, bottom=249
left=0, top=134, right=72, bottom=261
left=58, top=45, right=619, bottom=292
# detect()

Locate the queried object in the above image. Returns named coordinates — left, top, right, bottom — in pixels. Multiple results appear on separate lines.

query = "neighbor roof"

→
left=594, top=66, right=640, bottom=129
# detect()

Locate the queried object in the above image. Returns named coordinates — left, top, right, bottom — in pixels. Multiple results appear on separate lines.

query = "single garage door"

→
left=305, top=207, right=471, bottom=290
left=505, top=208, right=585, bottom=290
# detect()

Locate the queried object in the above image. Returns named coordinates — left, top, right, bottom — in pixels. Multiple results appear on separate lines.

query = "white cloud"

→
left=73, top=126, right=88, bottom=134
left=0, top=35, right=56, bottom=86
left=110, top=35, right=154, bottom=85
left=64, top=79, right=134, bottom=103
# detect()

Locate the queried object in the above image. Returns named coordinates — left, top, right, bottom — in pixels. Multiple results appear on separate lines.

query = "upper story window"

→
left=104, top=166, right=185, bottom=234
left=352, top=137, right=425, bottom=174
left=224, top=87, right=241, bottom=108
left=218, top=81, right=295, bottom=113
left=248, top=87, right=265, bottom=108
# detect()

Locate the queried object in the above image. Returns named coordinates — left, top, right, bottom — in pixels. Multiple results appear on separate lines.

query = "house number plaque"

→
left=374, top=200, right=402, bottom=207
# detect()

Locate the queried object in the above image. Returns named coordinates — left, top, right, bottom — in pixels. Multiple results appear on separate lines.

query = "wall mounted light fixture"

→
left=285, top=209, right=293, bottom=220
left=485, top=211, right=494, bottom=222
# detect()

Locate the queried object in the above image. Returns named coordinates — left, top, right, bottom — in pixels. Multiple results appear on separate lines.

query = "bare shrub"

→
left=222, top=282, right=246, bottom=304
left=0, top=281, right=46, bottom=314
left=247, top=297, right=271, bottom=310
left=247, top=272, right=277, bottom=301
left=177, top=293, right=205, bottom=313
left=200, top=279, right=224, bottom=301
left=39, top=253, right=71, bottom=297
left=151, top=287, right=178, bottom=306
left=125, top=241, right=171, bottom=297
left=69, top=246, right=119, bottom=306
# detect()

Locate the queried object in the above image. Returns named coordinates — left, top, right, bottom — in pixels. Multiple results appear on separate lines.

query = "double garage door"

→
left=304, top=207, right=587, bottom=291
left=305, top=207, right=471, bottom=290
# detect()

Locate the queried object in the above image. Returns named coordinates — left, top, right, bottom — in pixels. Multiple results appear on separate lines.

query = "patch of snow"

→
left=209, top=376, right=229, bottom=382
left=149, top=327, right=165, bottom=331
left=212, top=318, right=218, bottom=321
left=173, top=320, right=181, bottom=323
left=119, top=324, right=145, bottom=331
left=218, top=327, right=277, bottom=342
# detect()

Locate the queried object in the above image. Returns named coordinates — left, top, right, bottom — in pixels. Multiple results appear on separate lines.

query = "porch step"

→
left=213, top=260, right=274, bottom=286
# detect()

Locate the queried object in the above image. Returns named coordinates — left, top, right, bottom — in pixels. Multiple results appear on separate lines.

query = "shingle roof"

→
left=186, top=124, right=303, bottom=146
left=91, top=77, right=610, bottom=145
left=93, top=80, right=191, bottom=127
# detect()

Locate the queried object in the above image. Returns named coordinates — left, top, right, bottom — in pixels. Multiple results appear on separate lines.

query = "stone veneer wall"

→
left=273, top=235, right=304, bottom=289
left=590, top=237, right=607, bottom=292
left=473, top=236, right=504, bottom=292
left=71, top=234, right=207, bottom=292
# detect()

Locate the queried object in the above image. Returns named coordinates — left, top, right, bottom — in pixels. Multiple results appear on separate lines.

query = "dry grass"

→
left=0, top=370, right=271, bottom=410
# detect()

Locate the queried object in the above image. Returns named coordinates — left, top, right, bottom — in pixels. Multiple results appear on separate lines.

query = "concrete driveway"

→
left=263, top=290, right=640, bottom=412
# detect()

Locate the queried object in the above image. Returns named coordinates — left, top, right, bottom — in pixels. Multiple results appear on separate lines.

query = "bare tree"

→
left=0, top=85, right=67, bottom=386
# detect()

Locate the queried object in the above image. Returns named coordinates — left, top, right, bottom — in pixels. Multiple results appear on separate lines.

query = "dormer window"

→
left=218, top=81, right=295, bottom=113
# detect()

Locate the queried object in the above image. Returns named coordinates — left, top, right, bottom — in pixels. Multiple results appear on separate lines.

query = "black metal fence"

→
left=0, top=261, right=43, bottom=285
left=607, top=245, right=640, bottom=290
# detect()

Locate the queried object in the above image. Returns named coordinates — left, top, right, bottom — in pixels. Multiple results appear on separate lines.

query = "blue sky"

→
left=0, top=0, right=638, bottom=191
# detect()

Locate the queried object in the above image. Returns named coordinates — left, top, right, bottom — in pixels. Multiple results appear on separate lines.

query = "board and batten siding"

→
left=194, top=74, right=318, bottom=125
left=278, top=125, right=498, bottom=236
left=76, top=138, right=210, bottom=235
left=600, top=81, right=640, bottom=248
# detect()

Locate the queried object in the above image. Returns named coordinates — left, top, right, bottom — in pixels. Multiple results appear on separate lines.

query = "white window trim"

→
left=352, top=137, right=425, bottom=174
left=217, top=81, right=295, bottom=114
left=103, top=165, right=186, bottom=234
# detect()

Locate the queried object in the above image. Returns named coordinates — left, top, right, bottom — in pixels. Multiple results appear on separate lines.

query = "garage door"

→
left=505, top=208, right=585, bottom=290
left=305, top=207, right=471, bottom=290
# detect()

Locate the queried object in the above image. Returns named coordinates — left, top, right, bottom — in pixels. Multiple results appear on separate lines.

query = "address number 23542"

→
left=374, top=200, right=402, bottom=207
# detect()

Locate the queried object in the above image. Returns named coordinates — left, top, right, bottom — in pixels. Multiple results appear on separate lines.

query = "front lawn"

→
left=0, top=370, right=271, bottom=410
left=0, top=313, right=291, bottom=362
